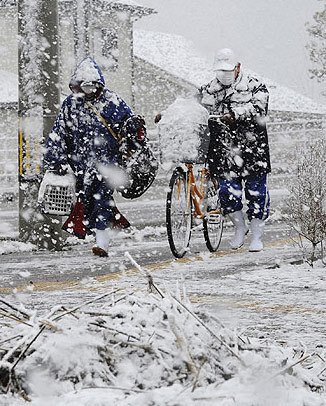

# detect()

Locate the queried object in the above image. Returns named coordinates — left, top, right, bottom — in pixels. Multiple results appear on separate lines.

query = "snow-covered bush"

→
left=0, top=285, right=325, bottom=405
left=286, top=138, right=326, bottom=265
left=158, top=96, right=209, bottom=165
left=306, top=1, right=326, bottom=83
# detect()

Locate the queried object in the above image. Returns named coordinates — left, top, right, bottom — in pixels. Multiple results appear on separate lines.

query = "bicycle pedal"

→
left=207, top=213, right=221, bottom=224
left=192, top=223, right=204, bottom=231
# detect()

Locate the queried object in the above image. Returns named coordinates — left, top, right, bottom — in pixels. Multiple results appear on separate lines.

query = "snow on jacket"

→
left=200, top=71, right=271, bottom=178
left=43, top=58, right=133, bottom=230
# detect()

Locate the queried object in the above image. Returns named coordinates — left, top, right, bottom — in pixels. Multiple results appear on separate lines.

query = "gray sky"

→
left=135, top=0, right=325, bottom=104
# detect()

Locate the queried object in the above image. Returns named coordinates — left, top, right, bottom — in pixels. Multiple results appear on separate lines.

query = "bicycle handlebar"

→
left=208, top=114, right=222, bottom=119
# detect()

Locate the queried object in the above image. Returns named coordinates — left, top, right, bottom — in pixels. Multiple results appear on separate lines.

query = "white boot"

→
left=93, top=229, right=109, bottom=257
left=249, top=218, right=264, bottom=252
left=228, top=211, right=249, bottom=250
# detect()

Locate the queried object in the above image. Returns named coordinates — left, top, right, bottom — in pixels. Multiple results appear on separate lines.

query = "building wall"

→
left=0, top=6, right=17, bottom=77
left=0, top=3, right=135, bottom=100
left=133, top=57, right=195, bottom=130
left=59, top=6, right=134, bottom=103
left=0, top=105, right=18, bottom=195
left=0, top=7, right=18, bottom=195
left=90, top=9, right=133, bottom=105
left=267, top=110, right=325, bottom=175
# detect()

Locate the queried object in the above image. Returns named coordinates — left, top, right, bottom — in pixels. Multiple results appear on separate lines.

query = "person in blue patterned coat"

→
left=199, top=48, right=271, bottom=252
left=43, top=57, right=133, bottom=257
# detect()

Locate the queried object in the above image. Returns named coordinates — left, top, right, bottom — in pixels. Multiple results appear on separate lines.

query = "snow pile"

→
left=0, top=240, right=36, bottom=256
left=158, top=96, right=209, bottom=164
left=0, top=284, right=325, bottom=405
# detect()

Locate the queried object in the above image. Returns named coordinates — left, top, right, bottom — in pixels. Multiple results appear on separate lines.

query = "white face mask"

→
left=80, top=81, right=99, bottom=94
left=216, top=70, right=235, bottom=86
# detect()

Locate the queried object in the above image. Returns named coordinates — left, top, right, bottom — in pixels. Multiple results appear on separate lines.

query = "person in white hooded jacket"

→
left=199, top=48, right=271, bottom=252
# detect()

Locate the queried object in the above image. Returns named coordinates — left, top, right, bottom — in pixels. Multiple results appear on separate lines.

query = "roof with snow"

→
left=134, top=30, right=326, bottom=115
left=0, top=0, right=144, bottom=4
left=83, top=0, right=155, bottom=17
left=0, top=0, right=155, bottom=16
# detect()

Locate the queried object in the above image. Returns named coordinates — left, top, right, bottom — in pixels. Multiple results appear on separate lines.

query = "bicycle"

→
left=166, top=161, right=224, bottom=258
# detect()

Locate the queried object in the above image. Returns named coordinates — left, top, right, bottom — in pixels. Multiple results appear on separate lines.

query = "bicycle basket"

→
left=158, top=97, right=210, bottom=164
left=38, top=171, right=76, bottom=216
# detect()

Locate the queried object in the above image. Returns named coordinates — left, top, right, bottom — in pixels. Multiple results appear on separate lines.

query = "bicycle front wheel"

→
left=203, top=175, right=224, bottom=252
left=166, top=167, right=192, bottom=258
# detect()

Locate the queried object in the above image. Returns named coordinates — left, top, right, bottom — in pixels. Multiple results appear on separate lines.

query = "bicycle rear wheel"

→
left=166, top=167, right=192, bottom=258
left=203, top=174, right=224, bottom=252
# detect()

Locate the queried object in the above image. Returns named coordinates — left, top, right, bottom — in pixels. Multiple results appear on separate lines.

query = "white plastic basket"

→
left=38, top=171, right=76, bottom=216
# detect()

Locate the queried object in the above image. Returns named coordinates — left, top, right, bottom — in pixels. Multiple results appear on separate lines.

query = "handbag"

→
left=87, top=104, right=158, bottom=199
left=119, top=141, right=158, bottom=199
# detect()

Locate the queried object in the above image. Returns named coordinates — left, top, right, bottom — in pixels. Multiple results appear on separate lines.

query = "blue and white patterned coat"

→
left=43, top=58, right=133, bottom=230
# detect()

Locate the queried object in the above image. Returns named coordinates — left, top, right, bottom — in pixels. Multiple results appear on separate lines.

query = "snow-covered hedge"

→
left=0, top=285, right=325, bottom=405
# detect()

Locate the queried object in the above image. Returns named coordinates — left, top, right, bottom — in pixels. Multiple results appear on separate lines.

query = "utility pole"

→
left=18, top=0, right=63, bottom=250
left=74, top=0, right=89, bottom=60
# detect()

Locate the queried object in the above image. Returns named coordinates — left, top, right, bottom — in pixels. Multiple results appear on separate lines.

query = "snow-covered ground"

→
left=0, top=112, right=325, bottom=404
left=0, top=222, right=325, bottom=405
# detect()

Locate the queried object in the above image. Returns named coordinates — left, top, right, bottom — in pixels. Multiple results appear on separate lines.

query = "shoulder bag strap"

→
left=87, top=102, right=136, bottom=159
left=86, top=102, right=122, bottom=144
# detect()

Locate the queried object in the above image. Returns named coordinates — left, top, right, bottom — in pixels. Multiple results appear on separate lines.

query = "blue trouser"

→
left=219, top=174, right=270, bottom=221
left=83, top=178, right=115, bottom=230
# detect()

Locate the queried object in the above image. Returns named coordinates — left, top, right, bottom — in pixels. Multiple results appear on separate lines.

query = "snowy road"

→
left=0, top=167, right=324, bottom=362
left=1, top=218, right=324, bottom=357
left=0, top=203, right=325, bottom=406
left=0, top=222, right=292, bottom=291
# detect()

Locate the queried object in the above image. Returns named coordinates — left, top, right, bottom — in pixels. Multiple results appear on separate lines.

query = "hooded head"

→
left=214, top=48, right=240, bottom=86
left=69, top=57, right=105, bottom=101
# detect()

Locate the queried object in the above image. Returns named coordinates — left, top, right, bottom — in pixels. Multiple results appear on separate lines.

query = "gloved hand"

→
left=220, top=113, right=235, bottom=127
left=130, top=115, right=145, bottom=128
left=120, top=116, right=147, bottom=155
left=48, top=165, right=68, bottom=176
left=154, top=113, right=162, bottom=124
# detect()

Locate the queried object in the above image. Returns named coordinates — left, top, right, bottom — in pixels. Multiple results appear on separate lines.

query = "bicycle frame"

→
left=166, top=162, right=224, bottom=257
left=185, top=163, right=207, bottom=220
left=185, top=162, right=221, bottom=221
